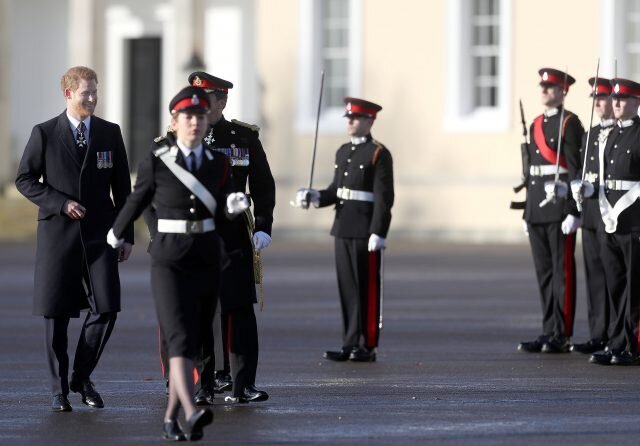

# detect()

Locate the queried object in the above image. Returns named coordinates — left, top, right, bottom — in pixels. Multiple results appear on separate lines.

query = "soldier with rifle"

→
left=294, top=97, right=394, bottom=363
left=570, top=74, right=615, bottom=354
left=517, top=68, right=584, bottom=354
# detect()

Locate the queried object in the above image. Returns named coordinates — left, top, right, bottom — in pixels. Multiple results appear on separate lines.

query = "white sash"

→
left=598, top=128, right=640, bottom=233
left=153, top=145, right=218, bottom=217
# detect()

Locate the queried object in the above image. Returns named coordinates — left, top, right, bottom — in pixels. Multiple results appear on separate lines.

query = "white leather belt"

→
left=529, top=165, right=568, bottom=176
left=336, top=187, right=374, bottom=202
left=157, top=218, right=215, bottom=234
left=605, top=180, right=640, bottom=191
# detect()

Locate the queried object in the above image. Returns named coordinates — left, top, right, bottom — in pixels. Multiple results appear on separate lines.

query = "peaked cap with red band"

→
left=188, top=71, right=234, bottom=94
left=610, top=78, right=640, bottom=99
left=343, top=97, right=383, bottom=119
left=538, top=68, right=576, bottom=91
left=588, top=77, right=613, bottom=97
left=169, top=86, right=210, bottom=114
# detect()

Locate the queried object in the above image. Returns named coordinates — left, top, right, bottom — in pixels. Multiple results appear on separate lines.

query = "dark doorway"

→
left=127, top=37, right=162, bottom=169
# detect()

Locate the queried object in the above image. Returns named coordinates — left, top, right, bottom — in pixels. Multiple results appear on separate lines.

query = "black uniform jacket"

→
left=317, top=135, right=394, bottom=239
left=599, top=117, right=640, bottom=234
left=112, top=138, right=234, bottom=265
left=580, top=123, right=611, bottom=230
left=524, top=107, right=584, bottom=224
left=15, top=111, right=133, bottom=317
left=205, top=116, right=275, bottom=308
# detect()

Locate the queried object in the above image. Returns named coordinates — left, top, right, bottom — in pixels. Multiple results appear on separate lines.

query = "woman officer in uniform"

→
left=107, top=86, right=248, bottom=441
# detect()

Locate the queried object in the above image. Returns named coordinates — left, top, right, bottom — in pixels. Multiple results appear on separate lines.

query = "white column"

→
left=0, top=0, right=10, bottom=188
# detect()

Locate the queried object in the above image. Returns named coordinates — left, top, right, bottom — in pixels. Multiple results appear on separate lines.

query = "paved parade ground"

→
left=2, top=239, right=640, bottom=445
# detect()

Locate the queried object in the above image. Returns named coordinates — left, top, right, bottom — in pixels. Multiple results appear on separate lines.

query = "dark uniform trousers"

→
left=524, top=107, right=583, bottom=340
left=581, top=227, right=611, bottom=341
left=595, top=118, right=640, bottom=354
left=598, top=231, right=640, bottom=352
left=335, top=238, right=382, bottom=349
left=527, top=224, right=576, bottom=338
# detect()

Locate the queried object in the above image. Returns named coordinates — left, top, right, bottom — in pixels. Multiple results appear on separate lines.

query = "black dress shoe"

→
left=517, top=335, right=548, bottom=353
left=349, top=347, right=376, bottom=362
left=571, top=339, right=607, bottom=354
left=186, top=408, right=213, bottom=441
left=589, top=349, right=615, bottom=365
left=323, top=347, right=353, bottom=361
left=194, top=387, right=215, bottom=406
left=243, top=384, right=269, bottom=402
left=611, top=351, right=640, bottom=366
left=541, top=336, right=571, bottom=353
left=162, top=419, right=186, bottom=441
left=51, top=393, right=72, bottom=412
left=213, top=372, right=232, bottom=393
left=70, top=379, right=104, bottom=408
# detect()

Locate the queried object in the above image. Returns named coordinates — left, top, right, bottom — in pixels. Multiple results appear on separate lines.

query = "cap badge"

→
left=542, top=72, right=548, bottom=81
left=347, top=103, right=352, bottom=111
left=193, top=76, right=202, bottom=86
left=191, top=94, right=199, bottom=105
left=615, top=83, right=620, bottom=93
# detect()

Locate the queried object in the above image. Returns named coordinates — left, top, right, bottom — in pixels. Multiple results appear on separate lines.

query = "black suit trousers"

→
left=581, top=227, right=611, bottom=342
left=334, top=237, right=382, bottom=349
left=599, top=231, right=640, bottom=352
left=45, top=310, right=116, bottom=396
left=527, top=222, right=576, bottom=338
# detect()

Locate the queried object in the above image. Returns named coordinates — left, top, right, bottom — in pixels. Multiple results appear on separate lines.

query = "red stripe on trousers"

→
left=366, top=251, right=379, bottom=349
left=563, top=233, right=576, bottom=337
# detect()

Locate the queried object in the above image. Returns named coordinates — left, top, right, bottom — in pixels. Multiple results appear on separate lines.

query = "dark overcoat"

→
left=15, top=111, right=133, bottom=317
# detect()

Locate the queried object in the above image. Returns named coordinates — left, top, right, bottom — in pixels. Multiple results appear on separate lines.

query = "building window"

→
left=471, top=0, right=500, bottom=108
left=297, top=0, right=362, bottom=133
left=445, top=0, right=511, bottom=132
left=321, top=0, right=350, bottom=109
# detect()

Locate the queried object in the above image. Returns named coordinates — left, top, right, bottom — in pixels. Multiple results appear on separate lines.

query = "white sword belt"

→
left=157, top=218, right=215, bottom=234
left=605, top=179, right=640, bottom=191
left=529, top=165, right=569, bottom=176
left=336, top=187, right=374, bottom=202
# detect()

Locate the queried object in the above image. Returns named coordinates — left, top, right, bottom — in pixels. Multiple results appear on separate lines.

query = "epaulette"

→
left=154, top=135, right=167, bottom=144
left=153, top=145, right=170, bottom=157
left=231, top=118, right=260, bottom=133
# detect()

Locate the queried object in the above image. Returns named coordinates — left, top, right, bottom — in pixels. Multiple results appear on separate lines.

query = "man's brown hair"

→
left=60, top=66, right=98, bottom=94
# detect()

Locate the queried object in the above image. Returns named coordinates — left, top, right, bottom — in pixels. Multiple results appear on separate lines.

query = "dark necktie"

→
left=76, top=122, right=87, bottom=150
left=187, top=152, right=197, bottom=173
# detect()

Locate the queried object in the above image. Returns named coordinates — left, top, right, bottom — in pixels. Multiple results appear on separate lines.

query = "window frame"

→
left=444, top=0, right=512, bottom=133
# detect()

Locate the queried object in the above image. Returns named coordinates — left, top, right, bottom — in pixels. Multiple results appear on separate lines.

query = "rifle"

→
left=509, top=99, right=529, bottom=210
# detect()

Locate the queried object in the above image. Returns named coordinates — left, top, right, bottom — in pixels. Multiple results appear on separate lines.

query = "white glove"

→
left=368, top=234, right=385, bottom=252
left=561, top=214, right=581, bottom=235
left=107, top=228, right=124, bottom=249
left=570, top=179, right=595, bottom=200
left=294, top=188, right=320, bottom=209
left=226, top=192, right=249, bottom=214
left=253, top=231, right=272, bottom=251
left=522, top=221, right=529, bottom=236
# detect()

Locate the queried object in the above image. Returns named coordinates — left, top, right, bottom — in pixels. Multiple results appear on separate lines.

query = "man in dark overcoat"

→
left=15, top=66, right=133, bottom=412
left=295, top=97, right=394, bottom=363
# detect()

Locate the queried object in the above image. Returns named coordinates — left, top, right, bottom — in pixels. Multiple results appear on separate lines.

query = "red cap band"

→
left=594, top=84, right=613, bottom=95
left=613, top=83, right=640, bottom=97
left=193, top=77, right=228, bottom=93
left=172, top=96, right=209, bottom=112
left=346, top=103, right=378, bottom=118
